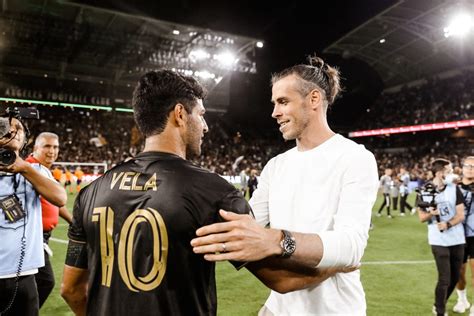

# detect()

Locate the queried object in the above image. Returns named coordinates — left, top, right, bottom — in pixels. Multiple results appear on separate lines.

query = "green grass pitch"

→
left=40, top=192, right=472, bottom=315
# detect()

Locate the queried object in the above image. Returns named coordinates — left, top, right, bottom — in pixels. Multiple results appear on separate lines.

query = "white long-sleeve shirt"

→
left=249, top=134, right=378, bottom=315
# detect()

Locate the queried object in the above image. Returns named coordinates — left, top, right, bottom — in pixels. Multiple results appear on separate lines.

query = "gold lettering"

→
left=111, top=172, right=124, bottom=190
left=143, top=173, right=157, bottom=191
left=92, top=207, right=115, bottom=287
left=118, top=208, right=168, bottom=292
left=119, top=172, right=134, bottom=190
left=131, top=173, right=143, bottom=191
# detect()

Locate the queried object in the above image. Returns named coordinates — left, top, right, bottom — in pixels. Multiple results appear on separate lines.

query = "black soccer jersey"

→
left=68, top=152, right=251, bottom=316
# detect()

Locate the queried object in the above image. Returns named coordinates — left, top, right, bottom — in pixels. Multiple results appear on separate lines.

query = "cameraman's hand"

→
left=0, top=155, right=29, bottom=174
left=437, top=222, right=448, bottom=232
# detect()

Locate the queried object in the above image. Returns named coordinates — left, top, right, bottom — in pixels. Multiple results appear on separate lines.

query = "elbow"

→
left=60, top=283, right=73, bottom=302
left=60, top=283, right=84, bottom=303
left=267, top=280, right=301, bottom=294
left=54, top=191, right=68, bottom=208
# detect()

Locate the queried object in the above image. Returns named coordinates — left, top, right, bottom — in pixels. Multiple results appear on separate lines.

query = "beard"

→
left=184, top=119, right=202, bottom=159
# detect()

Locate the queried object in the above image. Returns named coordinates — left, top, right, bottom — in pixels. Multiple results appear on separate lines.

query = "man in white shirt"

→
left=192, top=55, right=379, bottom=315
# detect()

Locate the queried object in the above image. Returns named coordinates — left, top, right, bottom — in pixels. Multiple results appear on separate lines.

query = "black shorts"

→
left=463, top=236, right=474, bottom=263
left=65, top=180, right=71, bottom=186
left=77, top=179, right=82, bottom=185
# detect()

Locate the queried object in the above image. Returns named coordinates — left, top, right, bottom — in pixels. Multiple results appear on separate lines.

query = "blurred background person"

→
left=26, top=132, right=73, bottom=308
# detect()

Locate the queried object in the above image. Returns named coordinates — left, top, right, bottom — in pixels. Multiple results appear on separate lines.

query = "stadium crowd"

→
left=360, top=69, right=474, bottom=129
left=17, top=103, right=471, bottom=181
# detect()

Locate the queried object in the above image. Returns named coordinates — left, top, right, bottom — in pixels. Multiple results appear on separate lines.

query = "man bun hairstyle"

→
left=271, top=54, right=342, bottom=109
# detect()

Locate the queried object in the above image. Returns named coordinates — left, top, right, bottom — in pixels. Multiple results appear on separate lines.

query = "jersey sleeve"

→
left=65, top=191, right=88, bottom=268
left=216, top=189, right=253, bottom=217
left=216, top=189, right=253, bottom=270
left=456, top=186, right=465, bottom=206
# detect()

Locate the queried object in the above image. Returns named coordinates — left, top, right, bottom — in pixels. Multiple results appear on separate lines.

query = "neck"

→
left=143, top=131, right=186, bottom=159
left=295, top=114, right=335, bottom=151
left=463, top=177, right=474, bottom=185
left=433, top=177, right=445, bottom=189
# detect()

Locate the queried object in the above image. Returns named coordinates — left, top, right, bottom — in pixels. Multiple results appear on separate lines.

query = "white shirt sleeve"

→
left=248, top=158, right=274, bottom=226
left=317, top=149, right=379, bottom=268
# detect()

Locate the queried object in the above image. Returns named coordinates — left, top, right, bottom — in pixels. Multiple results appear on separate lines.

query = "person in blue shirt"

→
left=0, top=116, right=66, bottom=316
left=452, top=156, right=474, bottom=314
left=417, top=158, right=465, bottom=316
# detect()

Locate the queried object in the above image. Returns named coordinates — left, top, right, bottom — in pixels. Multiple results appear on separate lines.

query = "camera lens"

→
left=0, top=148, right=16, bottom=166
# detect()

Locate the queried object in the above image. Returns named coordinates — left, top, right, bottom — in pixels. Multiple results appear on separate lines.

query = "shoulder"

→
left=331, top=135, right=376, bottom=167
left=263, top=146, right=296, bottom=171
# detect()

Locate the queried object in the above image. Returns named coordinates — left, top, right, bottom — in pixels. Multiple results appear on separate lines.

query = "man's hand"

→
left=0, top=155, right=29, bottom=174
left=191, top=209, right=282, bottom=262
left=437, top=222, right=448, bottom=232
left=429, top=208, right=440, bottom=216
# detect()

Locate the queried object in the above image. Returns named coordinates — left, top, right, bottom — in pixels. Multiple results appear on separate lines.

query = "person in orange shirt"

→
left=52, top=166, right=63, bottom=183
left=74, top=166, right=84, bottom=192
left=65, top=168, right=73, bottom=194
left=26, top=132, right=73, bottom=309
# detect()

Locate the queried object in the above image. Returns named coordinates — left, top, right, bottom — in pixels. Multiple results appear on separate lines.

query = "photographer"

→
left=417, top=158, right=465, bottom=316
left=452, top=156, right=474, bottom=314
left=0, top=115, right=66, bottom=316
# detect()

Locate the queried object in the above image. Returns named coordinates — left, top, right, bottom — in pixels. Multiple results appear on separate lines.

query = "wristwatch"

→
left=279, top=230, right=296, bottom=258
left=446, top=221, right=452, bottom=230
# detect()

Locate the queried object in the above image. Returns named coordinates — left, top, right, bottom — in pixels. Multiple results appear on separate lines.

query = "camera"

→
left=415, top=182, right=438, bottom=211
left=0, top=107, right=39, bottom=166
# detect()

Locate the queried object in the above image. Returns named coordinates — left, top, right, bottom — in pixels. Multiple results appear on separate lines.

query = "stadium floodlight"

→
left=172, top=30, right=180, bottom=35
left=256, top=41, right=264, bottom=48
left=379, top=38, right=386, bottom=44
left=189, top=49, right=210, bottom=61
left=444, top=13, right=473, bottom=38
left=214, top=51, right=237, bottom=66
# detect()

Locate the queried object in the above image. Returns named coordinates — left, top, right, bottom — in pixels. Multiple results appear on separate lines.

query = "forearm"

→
left=62, top=291, right=87, bottom=316
left=61, top=265, right=88, bottom=316
left=450, top=205, right=465, bottom=226
left=59, top=206, right=73, bottom=225
left=418, top=209, right=432, bottom=222
left=21, top=164, right=67, bottom=207
left=247, top=256, right=343, bottom=293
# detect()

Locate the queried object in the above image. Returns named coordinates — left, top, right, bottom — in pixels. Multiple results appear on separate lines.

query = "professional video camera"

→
left=0, top=107, right=39, bottom=166
left=415, top=182, right=439, bottom=211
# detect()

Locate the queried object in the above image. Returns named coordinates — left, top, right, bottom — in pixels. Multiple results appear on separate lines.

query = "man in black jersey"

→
left=61, top=70, right=349, bottom=316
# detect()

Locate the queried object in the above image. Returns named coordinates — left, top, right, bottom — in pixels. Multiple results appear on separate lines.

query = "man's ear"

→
left=309, top=89, right=323, bottom=110
left=173, top=103, right=188, bottom=127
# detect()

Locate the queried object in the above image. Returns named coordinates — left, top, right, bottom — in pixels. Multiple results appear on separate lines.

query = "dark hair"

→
left=431, top=158, right=450, bottom=175
left=132, top=70, right=206, bottom=137
left=271, top=55, right=342, bottom=109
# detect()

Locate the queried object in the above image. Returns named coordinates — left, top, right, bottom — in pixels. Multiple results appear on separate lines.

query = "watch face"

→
left=284, top=238, right=296, bottom=254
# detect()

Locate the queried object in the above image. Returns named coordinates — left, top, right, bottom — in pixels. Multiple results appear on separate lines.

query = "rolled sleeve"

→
left=317, top=149, right=379, bottom=268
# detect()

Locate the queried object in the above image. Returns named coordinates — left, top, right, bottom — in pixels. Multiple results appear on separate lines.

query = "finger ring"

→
left=221, top=243, right=227, bottom=253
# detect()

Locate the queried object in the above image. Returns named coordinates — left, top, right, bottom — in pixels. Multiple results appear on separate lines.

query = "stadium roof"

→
left=323, top=0, right=474, bottom=89
left=0, top=0, right=263, bottom=110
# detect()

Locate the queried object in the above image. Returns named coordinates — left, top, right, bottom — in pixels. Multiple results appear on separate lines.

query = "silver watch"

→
left=280, top=230, right=296, bottom=258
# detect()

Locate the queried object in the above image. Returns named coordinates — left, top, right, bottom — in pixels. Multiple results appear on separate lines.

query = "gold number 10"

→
left=92, top=206, right=169, bottom=292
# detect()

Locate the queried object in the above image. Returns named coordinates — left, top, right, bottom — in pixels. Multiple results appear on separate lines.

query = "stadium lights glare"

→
left=0, top=97, right=122, bottom=112
left=214, top=52, right=238, bottom=66
left=115, top=107, right=134, bottom=113
left=444, top=13, right=473, bottom=38
left=189, top=49, right=210, bottom=61
left=194, top=70, right=216, bottom=80
left=379, top=38, right=386, bottom=44
left=256, top=41, right=264, bottom=48
left=172, top=30, right=180, bottom=35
